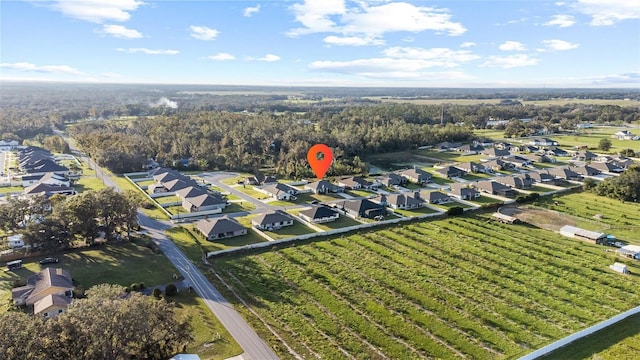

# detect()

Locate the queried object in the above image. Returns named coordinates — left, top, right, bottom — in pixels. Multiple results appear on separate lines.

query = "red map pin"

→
left=307, top=144, right=333, bottom=179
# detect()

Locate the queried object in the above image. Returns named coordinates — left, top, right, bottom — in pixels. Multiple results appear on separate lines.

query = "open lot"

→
left=262, top=220, right=318, bottom=240
left=209, top=214, right=640, bottom=359
left=166, top=226, right=266, bottom=261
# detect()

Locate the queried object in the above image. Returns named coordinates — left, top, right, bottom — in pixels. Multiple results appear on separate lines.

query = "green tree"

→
left=598, top=138, right=612, bottom=152
left=620, top=148, right=636, bottom=157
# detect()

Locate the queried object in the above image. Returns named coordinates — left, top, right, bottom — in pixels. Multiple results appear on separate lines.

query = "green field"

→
left=262, top=221, right=317, bottom=240
left=539, top=313, right=640, bottom=360
left=234, top=185, right=270, bottom=200
left=537, top=191, right=640, bottom=244
left=294, top=192, right=343, bottom=204
left=371, top=97, right=640, bottom=107
left=469, top=195, right=505, bottom=205
left=431, top=200, right=474, bottom=210
left=224, top=201, right=256, bottom=213
left=208, top=215, right=640, bottom=359
left=166, top=226, right=266, bottom=262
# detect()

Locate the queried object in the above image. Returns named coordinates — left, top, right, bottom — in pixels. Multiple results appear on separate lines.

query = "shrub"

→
left=526, top=193, right=540, bottom=202
left=130, top=283, right=139, bottom=291
left=165, top=284, right=178, bottom=296
left=515, top=196, right=527, bottom=203
left=447, top=207, right=464, bottom=216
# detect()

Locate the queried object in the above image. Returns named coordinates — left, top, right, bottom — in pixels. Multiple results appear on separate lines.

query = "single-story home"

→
left=422, top=191, right=452, bottom=204
left=378, top=173, right=408, bottom=187
left=571, top=151, right=598, bottom=161
left=12, top=268, right=74, bottom=318
left=182, top=193, right=227, bottom=213
left=24, top=183, right=75, bottom=197
left=482, top=158, right=516, bottom=171
left=591, top=161, right=625, bottom=174
left=526, top=171, right=557, bottom=184
left=252, top=211, right=294, bottom=231
left=481, top=148, right=510, bottom=158
left=259, top=183, right=299, bottom=201
left=435, top=166, right=466, bottom=179
left=474, top=180, right=518, bottom=197
left=612, top=130, right=639, bottom=141
left=528, top=138, right=558, bottom=146
left=448, top=184, right=480, bottom=200
left=304, top=180, right=344, bottom=194
left=6, top=234, right=25, bottom=249
left=572, top=166, right=601, bottom=177
left=341, top=199, right=385, bottom=219
left=337, top=176, right=377, bottom=190
left=496, top=176, right=533, bottom=189
left=396, top=168, right=432, bottom=184
left=376, top=193, right=424, bottom=210
left=548, top=167, right=583, bottom=180
left=299, top=205, right=339, bottom=223
left=454, top=162, right=492, bottom=174
left=196, top=217, right=247, bottom=240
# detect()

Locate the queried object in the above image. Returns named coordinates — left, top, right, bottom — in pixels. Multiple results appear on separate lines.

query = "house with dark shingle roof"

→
left=259, top=183, right=299, bottom=200
left=548, top=167, right=583, bottom=180
left=481, top=148, right=510, bottom=158
left=421, top=191, right=452, bottom=204
left=454, top=162, right=492, bottom=174
left=377, top=193, right=424, bottom=210
left=572, top=165, right=601, bottom=177
left=482, top=158, right=516, bottom=171
left=448, top=184, right=480, bottom=200
left=175, top=186, right=207, bottom=200
left=196, top=217, right=247, bottom=241
left=182, top=193, right=227, bottom=213
left=496, top=176, right=534, bottom=189
left=526, top=171, right=557, bottom=184
left=246, top=172, right=277, bottom=186
left=304, top=180, right=344, bottom=194
left=377, top=173, right=408, bottom=187
left=337, top=176, right=376, bottom=190
left=341, top=199, right=386, bottom=219
left=474, top=180, right=518, bottom=197
left=396, top=168, right=432, bottom=184
left=299, top=205, right=339, bottom=223
left=453, top=144, right=485, bottom=155
left=591, top=161, right=625, bottom=174
left=24, top=183, right=75, bottom=197
left=252, top=211, right=294, bottom=230
left=571, top=151, right=598, bottom=161
left=435, top=166, right=466, bottom=179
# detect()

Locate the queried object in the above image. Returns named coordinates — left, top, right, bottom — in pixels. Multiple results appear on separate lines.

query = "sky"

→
left=1, top=0, right=639, bottom=87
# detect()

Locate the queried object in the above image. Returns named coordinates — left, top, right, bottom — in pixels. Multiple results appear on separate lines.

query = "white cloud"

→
left=0, top=62, right=83, bottom=74
left=460, top=42, right=476, bottom=48
left=591, top=71, right=640, bottom=85
left=287, top=0, right=466, bottom=41
left=101, top=24, right=143, bottom=38
left=243, top=4, right=260, bottom=17
left=540, top=39, right=580, bottom=51
left=309, top=46, right=479, bottom=78
left=324, top=35, right=384, bottom=46
left=572, top=0, right=640, bottom=26
left=208, top=53, right=236, bottom=61
left=544, top=14, right=576, bottom=27
left=189, top=25, right=219, bottom=41
left=498, top=41, right=526, bottom=51
left=256, top=54, right=281, bottom=62
left=480, top=54, right=539, bottom=68
left=101, top=72, right=123, bottom=78
left=117, top=48, right=179, bottom=55
left=47, top=0, right=144, bottom=23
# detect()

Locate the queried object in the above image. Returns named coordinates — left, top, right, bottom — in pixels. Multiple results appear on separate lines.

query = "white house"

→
left=7, top=234, right=25, bottom=249
left=612, top=130, right=639, bottom=141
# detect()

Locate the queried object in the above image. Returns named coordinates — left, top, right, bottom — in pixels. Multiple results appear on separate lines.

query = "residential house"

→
left=0, top=139, right=19, bottom=151
left=448, top=184, right=480, bottom=200
left=24, top=183, right=75, bottom=197
left=246, top=173, right=277, bottom=186
left=528, top=138, right=558, bottom=146
left=526, top=172, right=557, bottom=184
left=522, top=154, right=556, bottom=163
left=12, top=268, right=73, bottom=317
left=571, top=151, right=598, bottom=161
left=341, top=199, right=386, bottom=219
left=304, top=180, right=344, bottom=194
left=481, top=148, right=511, bottom=158
left=175, top=186, right=207, bottom=200
left=299, top=205, right=339, bottom=223
left=548, top=167, right=583, bottom=180
left=482, top=159, right=516, bottom=171
left=378, top=173, right=408, bottom=187
left=453, top=144, right=485, bottom=155
left=182, top=193, right=227, bottom=213
left=435, top=166, right=466, bottom=179
left=612, top=130, right=639, bottom=141
left=260, top=183, right=299, bottom=201
left=474, top=180, right=518, bottom=197
left=512, top=145, right=539, bottom=153
left=473, top=138, right=494, bottom=147
left=397, top=168, right=432, bottom=184
left=504, top=155, right=532, bottom=168
left=544, top=147, right=569, bottom=157
left=455, top=162, right=492, bottom=174
left=24, top=160, right=71, bottom=177
left=337, top=176, right=377, bottom=190
left=433, top=141, right=461, bottom=151
left=6, top=234, right=25, bottom=249
left=252, top=211, right=294, bottom=231
left=497, top=176, right=533, bottom=189
left=196, top=217, right=247, bottom=240
left=590, top=161, right=625, bottom=174
left=611, top=157, right=635, bottom=169
left=163, top=179, right=199, bottom=193
left=493, top=142, right=512, bottom=150
left=572, top=166, right=601, bottom=177
left=377, top=192, right=424, bottom=210
left=422, top=191, right=452, bottom=204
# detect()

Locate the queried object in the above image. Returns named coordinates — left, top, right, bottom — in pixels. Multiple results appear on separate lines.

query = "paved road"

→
left=138, top=214, right=279, bottom=360
left=58, top=133, right=279, bottom=360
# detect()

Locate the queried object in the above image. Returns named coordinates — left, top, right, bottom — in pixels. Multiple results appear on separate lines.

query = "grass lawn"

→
left=469, top=195, right=505, bottom=205
left=173, top=291, right=243, bottom=360
left=156, top=195, right=181, bottom=204
left=209, top=186, right=225, bottom=193
left=234, top=214, right=258, bottom=228
left=220, top=175, right=251, bottom=186
left=75, top=175, right=107, bottom=192
left=225, top=194, right=241, bottom=201
left=527, top=185, right=555, bottom=193
left=539, top=313, right=640, bottom=360
left=111, top=175, right=141, bottom=192
left=141, top=204, right=170, bottom=220
left=166, top=205, right=187, bottom=215
left=263, top=221, right=317, bottom=240
left=393, top=206, right=441, bottom=217
left=402, top=182, right=425, bottom=190
left=288, top=209, right=362, bottom=230
left=166, top=227, right=205, bottom=262
left=136, top=179, right=155, bottom=187
left=346, top=189, right=376, bottom=197
left=224, top=201, right=256, bottom=213
left=0, top=186, right=22, bottom=194
left=548, top=128, right=639, bottom=152
left=234, top=185, right=270, bottom=200
left=462, top=173, right=493, bottom=181
left=167, top=225, right=266, bottom=262
left=415, top=150, right=487, bottom=163
left=294, top=192, right=343, bottom=204
left=427, top=175, right=454, bottom=185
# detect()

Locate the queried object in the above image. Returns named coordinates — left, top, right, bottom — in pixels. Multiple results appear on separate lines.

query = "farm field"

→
left=209, top=215, right=640, bottom=359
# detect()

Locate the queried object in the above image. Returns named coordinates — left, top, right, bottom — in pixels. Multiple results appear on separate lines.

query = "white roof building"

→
left=609, top=262, right=629, bottom=274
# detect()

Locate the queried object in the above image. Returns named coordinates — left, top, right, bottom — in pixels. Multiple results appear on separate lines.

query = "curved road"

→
left=59, top=132, right=279, bottom=360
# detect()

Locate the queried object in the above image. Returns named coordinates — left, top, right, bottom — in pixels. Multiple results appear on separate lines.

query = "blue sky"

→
left=1, top=0, right=639, bottom=87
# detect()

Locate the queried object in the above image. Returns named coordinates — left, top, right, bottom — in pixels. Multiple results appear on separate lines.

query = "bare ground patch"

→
left=500, top=205, right=576, bottom=231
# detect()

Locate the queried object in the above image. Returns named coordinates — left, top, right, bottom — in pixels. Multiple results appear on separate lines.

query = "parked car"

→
left=39, top=257, right=59, bottom=265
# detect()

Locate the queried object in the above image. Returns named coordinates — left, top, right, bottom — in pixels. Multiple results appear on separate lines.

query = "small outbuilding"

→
left=492, top=212, right=519, bottom=224
left=559, top=225, right=606, bottom=244
left=617, top=245, right=640, bottom=259
left=609, top=262, right=629, bottom=274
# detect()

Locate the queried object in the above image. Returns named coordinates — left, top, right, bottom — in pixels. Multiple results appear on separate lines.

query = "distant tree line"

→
left=68, top=107, right=475, bottom=176
left=0, top=284, right=192, bottom=360
left=0, top=188, right=140, bottom=250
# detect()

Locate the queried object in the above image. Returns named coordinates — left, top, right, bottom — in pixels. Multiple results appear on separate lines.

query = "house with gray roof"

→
left=496, top=176, right=534, bottom=189
left=182, top=193, right=227, bottom=213
left=252, top=211, right=294, bottom=230
left=304, top=180, right=344, bottom=194
left=196, top=217, right=247, bottom=241
left=421, top=191, right=452, bottom=204
left=12, top=268, right=73, bottom=317
left=299, top=205, right=339, bottom=223
left=24, top=183, right=75, bottom=197
left=377, top=192, right=424, bottom=210
left=397, top=168, right=432, bottom=184
left=259, top=183, right=299, bottom=200
left=337, top=176, right=377, bottom=190
left=474, top=180, right=518, bottom=197
left=435, top=166, right=466, bottom=179
left=341, top=199, right=386, bottom=219
left=448, top=184, right=480, bottom=200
